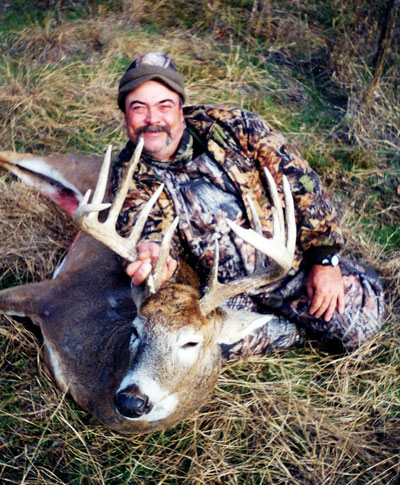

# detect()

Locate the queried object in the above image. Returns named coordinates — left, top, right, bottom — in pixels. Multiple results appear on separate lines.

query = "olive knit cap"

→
left=118, top=52, right=186, bottom=112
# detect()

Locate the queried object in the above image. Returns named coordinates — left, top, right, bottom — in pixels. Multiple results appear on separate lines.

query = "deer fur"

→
left=0, top=146, right=295, bottom=434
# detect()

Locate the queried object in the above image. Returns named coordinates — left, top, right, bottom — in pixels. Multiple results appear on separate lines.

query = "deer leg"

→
left=219, top=308, right=300, bottom=362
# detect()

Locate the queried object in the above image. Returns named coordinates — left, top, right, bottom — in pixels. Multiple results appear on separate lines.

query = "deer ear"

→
left=217, top=311, right=275, bottom=346
left=0, top=280, right=58, bottom=323
left=0, top=151, right=104, bottom=217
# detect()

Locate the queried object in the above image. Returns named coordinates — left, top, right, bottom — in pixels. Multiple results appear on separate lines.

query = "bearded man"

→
left=112, top=52, right=383, bottom=355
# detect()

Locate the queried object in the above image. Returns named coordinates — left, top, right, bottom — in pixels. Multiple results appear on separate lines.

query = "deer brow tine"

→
left=150, top=216, right=180, bottom=292
left=208, top=237, right=220, bottom=290
left=245, top=194, right=263, bottom=234
left=73, top=189, right=111, bottom=222
left=199, top=238, right=225, bottom=316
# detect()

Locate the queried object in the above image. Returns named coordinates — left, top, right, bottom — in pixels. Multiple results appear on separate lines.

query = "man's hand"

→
left=307, top=265, right=345, bottom=322
left=125, top=241, right=177, bottom=286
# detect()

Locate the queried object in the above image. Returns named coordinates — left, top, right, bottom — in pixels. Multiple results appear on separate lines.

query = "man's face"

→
left=124, top=80, right=185, bottom=161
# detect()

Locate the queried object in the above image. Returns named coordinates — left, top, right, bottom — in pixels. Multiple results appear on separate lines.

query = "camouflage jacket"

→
left=112, top=105, right=343, bottom=286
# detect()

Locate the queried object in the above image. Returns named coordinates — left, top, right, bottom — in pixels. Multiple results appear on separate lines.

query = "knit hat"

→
left=118, top=52, right=185, bottom=112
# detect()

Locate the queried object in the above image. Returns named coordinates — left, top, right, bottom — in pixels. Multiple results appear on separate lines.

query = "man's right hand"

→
left=125, top=241, right=177, bottom=286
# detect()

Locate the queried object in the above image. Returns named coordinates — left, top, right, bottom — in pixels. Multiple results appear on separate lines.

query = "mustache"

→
left=135, top=125, right=171, bottom=137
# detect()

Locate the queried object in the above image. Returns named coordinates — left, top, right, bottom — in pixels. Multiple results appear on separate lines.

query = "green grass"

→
left=0, top=0, right=399, bottom=483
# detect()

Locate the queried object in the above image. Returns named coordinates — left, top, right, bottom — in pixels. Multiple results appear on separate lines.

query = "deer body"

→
left=0, top=144, right=296, bottom=434
left=0, top=228, right=254, bottom=433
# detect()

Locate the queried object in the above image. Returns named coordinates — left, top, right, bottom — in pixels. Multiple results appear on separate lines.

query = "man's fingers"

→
left=323, top=297, right=337, bottom=322
left=138, top=249, right=151, bottom=261
left=310, top=292, right=346, bottom=322
left=307, top=264, right=346, bottom=321
left=148, top=243, right=162, bottom=262
left=137, top=242, right=160, bottom=264
left=313, top=296, right=330, bottom=319
left=125, top=260, right=146, bottom=278
left=127, top=257, right=177, bottom=287
left=168, top=258, right=178, bottom=278
left=338, top=289, right=346, bottom=314
left=310, top=291, right=336, bottom=320
left=127, top=240, right=177, bottom=286
left=161, top=257, right=178, bottom=284
left=323, top=290, right=346, bottom=321
left=306, top=281, right=315, bottom=306
left=131, top=260, right=153, bottom=286
left=309, top=291, right=324, bottom=316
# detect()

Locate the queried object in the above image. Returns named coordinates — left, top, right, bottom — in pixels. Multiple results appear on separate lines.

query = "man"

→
left=112, top=52, right=383, bottom=353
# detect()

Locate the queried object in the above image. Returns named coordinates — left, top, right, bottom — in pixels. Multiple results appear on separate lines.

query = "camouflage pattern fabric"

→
left=113, top=105, right=344, bottom=274
left=221, top=258, right=384, bottom=361
left=112, top=104, right=384, bottom=352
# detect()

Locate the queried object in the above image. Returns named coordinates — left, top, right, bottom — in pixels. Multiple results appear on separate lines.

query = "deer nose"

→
left=114, top=385, right=150, bottom=418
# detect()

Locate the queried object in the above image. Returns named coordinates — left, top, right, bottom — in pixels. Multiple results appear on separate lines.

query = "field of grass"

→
left=0, top=0, right=399, bottom=483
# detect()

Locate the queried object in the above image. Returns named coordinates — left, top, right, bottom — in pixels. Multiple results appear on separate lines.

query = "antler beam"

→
left=73, top=138, right=164, bottom=263
left=199, top=168, right=296, bottom=316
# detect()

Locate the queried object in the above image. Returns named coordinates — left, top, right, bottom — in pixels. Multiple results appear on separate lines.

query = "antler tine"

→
left=263, top=167, right=285, bottom=237
left=91, top=145, right=113, bottom=207
left=148, top=216, right=180, bottom=294
left=107, top=137, right=144, bottom=227
left=226, top=171, right=295, bottom=271
left=246, top=194, right=265, bottom=269
left=73, top=145, right=114, bottom=221
left=199, top=168, right=296, bottom=316
left=207, top=237, right=221, bottom=291
left=74, top=139, right=143, bottom=224
left=198, top=238, right=228, bottom=316
left=73, top=138, right=165, bottom=263
left=282, top=175, right=296, bottom=257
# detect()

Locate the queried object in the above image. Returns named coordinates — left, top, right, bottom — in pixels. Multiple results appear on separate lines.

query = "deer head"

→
left=71, top=138, right=296, bottom=432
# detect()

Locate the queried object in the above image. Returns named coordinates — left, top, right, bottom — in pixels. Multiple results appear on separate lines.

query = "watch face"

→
left=322, top=254, right=340, bottom=267
left=330, top=254, right=340, bottom=267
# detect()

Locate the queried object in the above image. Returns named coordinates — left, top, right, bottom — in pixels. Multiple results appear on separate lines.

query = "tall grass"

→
left=0, top=1, right=399, bottom=483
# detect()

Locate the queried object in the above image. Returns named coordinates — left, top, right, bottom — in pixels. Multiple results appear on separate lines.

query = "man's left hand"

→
left=307, top=265, right=345, bottom=322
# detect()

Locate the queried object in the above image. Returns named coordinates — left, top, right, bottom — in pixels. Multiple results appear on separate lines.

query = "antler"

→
left=199, top=168, right=296, bottom=315
left=74, top=141, right=296, bottom=307
left=73, top=138, right=164, bottom=264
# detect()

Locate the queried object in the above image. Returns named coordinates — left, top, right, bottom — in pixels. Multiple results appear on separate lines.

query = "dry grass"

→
left=0, top=1, right=399, bottom=483
left=0, top=176, right=76, bottom=287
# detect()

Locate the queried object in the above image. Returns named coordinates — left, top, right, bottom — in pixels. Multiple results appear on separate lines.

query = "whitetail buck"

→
left=0, top=141, right=295, bottom=434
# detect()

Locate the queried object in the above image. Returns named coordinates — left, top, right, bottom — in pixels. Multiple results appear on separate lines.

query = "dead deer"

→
left=0, top=141, right=295, bottom=434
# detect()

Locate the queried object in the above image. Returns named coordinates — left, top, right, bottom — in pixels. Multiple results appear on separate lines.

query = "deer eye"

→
left=131, top=326, right=140, bottom=339
left=181, top=342, right=200, bottom=349
left=129, top=326, right=141, bottom=352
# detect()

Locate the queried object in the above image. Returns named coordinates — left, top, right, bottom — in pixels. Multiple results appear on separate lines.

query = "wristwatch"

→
left=319, top=254, right=340, bottom=267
